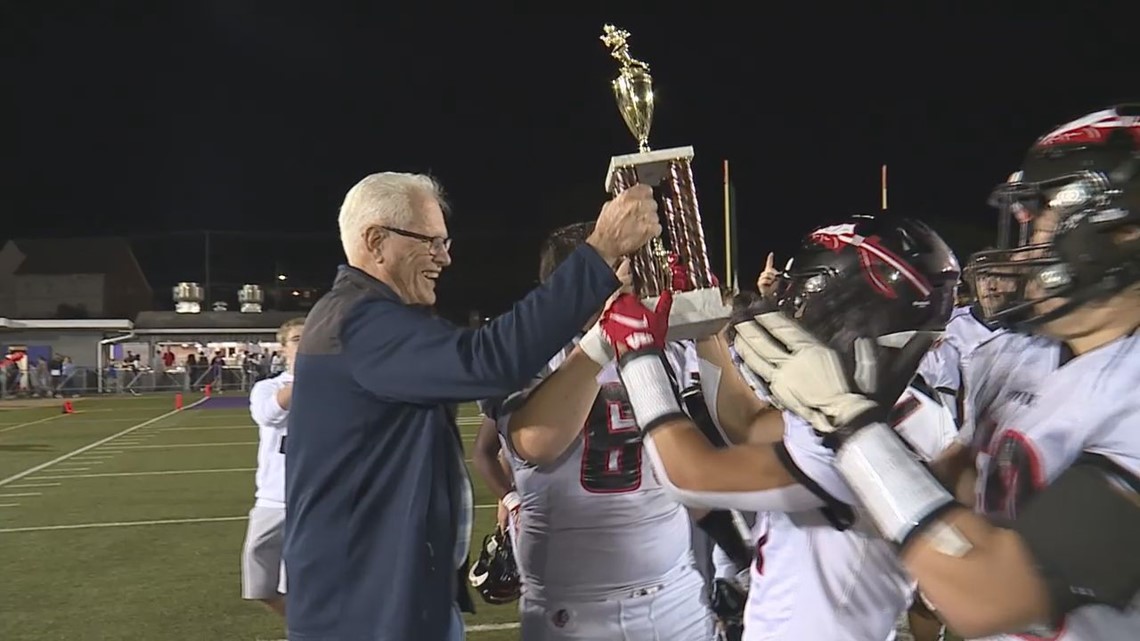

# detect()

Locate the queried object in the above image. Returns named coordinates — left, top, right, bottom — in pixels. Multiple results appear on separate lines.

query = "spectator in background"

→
left=61, top=356, right=76, bottom=397
left=32, top=357, right=50, bottom=397
left=186, top=353, right=199, bottom=387
left=210, top=351, right=226, bottom=392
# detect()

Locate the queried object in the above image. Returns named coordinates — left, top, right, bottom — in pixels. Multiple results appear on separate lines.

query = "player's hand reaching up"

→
left=756, top=253, right=780, bottom=299
left=605, top=292, right=687, bottom=433
left=579, top=259, right=633, bottom=365
left=600, top=292, right=673, bottom=357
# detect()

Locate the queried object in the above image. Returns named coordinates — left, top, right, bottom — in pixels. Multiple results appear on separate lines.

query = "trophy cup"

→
left=600, top=25, right=730, bottom=340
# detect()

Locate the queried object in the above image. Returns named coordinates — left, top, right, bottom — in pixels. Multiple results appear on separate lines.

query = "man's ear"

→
left=364, top=226, right=387, bottom=262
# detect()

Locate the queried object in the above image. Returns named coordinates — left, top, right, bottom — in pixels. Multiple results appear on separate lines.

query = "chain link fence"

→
left=1, top=364, right=265, bottom=399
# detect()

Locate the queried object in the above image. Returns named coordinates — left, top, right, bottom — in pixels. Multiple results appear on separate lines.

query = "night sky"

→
left=2, top=3, right=1134, bottom=318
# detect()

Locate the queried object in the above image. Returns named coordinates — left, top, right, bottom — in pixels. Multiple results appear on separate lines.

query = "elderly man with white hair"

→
left=284, top=172, right=660, bottom=641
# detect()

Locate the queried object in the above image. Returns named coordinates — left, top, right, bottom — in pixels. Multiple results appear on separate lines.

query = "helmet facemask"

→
left=974, top=168, right=1140, bottom=330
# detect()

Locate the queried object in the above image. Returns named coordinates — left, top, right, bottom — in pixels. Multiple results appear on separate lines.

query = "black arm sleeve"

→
left=696, top=510, right=754, bottom=571
left=1012, top=454, right=1140, bottom=618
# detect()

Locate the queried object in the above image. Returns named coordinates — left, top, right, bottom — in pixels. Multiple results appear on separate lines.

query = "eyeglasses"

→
left=382, top=226, right=452, bottom=253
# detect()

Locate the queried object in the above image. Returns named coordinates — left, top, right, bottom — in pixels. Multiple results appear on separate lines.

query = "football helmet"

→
left=774, top=214, right=959, bottom=404
left=973, top=104, right=1140, bottom=329
left=779, top=215, right=960, bottom=338
left=467, top=526, right=521, bottom=605
left=711, top=573, right=748, bottom=641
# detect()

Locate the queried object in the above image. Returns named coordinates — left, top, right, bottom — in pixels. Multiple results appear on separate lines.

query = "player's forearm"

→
left=473, top=449, right=514, bottom=499
left=928, top=442, right=977, bottom=506
left=696, top=335, right=769, bottom=443
left=902, top=508, right=1052, bottom=637
left=508, top=348, right=600, bottom=465
left=647, top=419, right=798, bottom=494
left=471, top=418, right=514, bottom=499
left=832, top=424, right=1055, bottom=636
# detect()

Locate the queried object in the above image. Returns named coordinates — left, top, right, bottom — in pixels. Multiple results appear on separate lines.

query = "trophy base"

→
left=605, top=146, right=696, bottom=192
left=642, top=286, right=730, bottom=342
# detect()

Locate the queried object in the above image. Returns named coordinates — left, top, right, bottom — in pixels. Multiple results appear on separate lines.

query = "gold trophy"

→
left=600, top=25, right=729, bottom=340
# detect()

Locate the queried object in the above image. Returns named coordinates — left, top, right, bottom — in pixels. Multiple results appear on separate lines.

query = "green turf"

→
left=0, top=394, right=518, bottom=641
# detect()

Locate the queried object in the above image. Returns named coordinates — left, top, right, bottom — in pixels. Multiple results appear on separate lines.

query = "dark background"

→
left=2, top=2, right=1134, bottom=320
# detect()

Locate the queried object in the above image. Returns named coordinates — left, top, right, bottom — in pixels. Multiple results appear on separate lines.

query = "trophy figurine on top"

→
left=600, top=25, right=730, bottom=340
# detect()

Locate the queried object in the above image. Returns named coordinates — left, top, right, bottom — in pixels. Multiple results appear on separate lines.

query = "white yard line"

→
left=160, top=425, right=251, bottom=431
left=72, top=406, right=173, bottom=410
left=0, top=504, right=20, bottom=508
left=468, top=623, right=521, bottom=632
left=0, top=398, right=206, bottom=489
left=0, top=493, right=40, bottom=498
left=117, top=442, right=256, bottom=450
left=0, top=504, right=497, bottom=533
left=0, top=414, right=68, bottom=434
left=28, top=468, right=256, bottom=480
left=268, top=622, right=523, bottom=639
left=0, top=515, right=248, bottom=533
left=47, top=467, right=90, bottom=472
left=6, top=483, right=60, bottom=489
left=65, top=417, right=161, bottom=423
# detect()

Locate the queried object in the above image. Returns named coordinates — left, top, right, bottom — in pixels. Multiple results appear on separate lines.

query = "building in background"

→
left=0, top=237, right=153, bottom=319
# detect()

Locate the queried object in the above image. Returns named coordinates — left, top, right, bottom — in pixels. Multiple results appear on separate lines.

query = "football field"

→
left=0, top=394, right=518, bottom=641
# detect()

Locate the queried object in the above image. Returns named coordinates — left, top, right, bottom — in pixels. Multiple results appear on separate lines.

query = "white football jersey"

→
left=497, top=341, right=700, bottom=601
left=744, top=385, right=957, bottom=641
left=918, top=305, right=999, bottom=420
left=249, top=371, right=292, bottom=508
left=966, top=332, right=1140, bottom=640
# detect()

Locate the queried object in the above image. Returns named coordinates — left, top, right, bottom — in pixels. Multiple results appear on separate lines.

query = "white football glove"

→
left=733, top=312, right=937, bottom=439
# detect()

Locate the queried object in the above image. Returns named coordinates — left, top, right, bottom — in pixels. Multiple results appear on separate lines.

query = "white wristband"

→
left=617, top=351, right=684, bottom=431
left=579, top=324, right=614, bottom=366
left=501, top=490, right=521, bottom=512
left=834, top=422, right=954, bottom=544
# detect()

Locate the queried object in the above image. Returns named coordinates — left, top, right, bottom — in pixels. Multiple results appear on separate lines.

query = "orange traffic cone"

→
left=174, top=393, right=183, bottom=410
left=62, top=400, right=74, bottom=414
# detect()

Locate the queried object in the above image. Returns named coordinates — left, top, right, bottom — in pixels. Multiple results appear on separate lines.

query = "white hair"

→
left=337, top=172, right=446, bottom=261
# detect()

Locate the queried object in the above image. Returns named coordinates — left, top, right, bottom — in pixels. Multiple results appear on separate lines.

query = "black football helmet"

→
left=775, top=214, right=960, bottom=405
left=467, top=526, right=521, bottom=605
left=711, top=575, right=747, bottom=641
left=973, top=104, right=1140, bottom=330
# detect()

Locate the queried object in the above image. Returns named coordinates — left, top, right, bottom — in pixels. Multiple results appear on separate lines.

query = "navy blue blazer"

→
left=284, top=245, right=618, bottom=641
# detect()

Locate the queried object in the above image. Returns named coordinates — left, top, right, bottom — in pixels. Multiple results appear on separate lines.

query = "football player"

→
left=597, top=214, right=961, bottom=640
left=917, top=253, right=1003, bottom=423
left=241, top=317, right=305, bottom=617
left=488, top=221, right=758, bottom=641
left=735, top=105, right=1140, bottom=639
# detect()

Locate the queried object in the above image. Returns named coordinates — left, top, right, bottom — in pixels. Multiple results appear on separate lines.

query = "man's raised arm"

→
left=346, top=243, right=617, bottom=404
left=345, top=184, right=662, bottom=405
